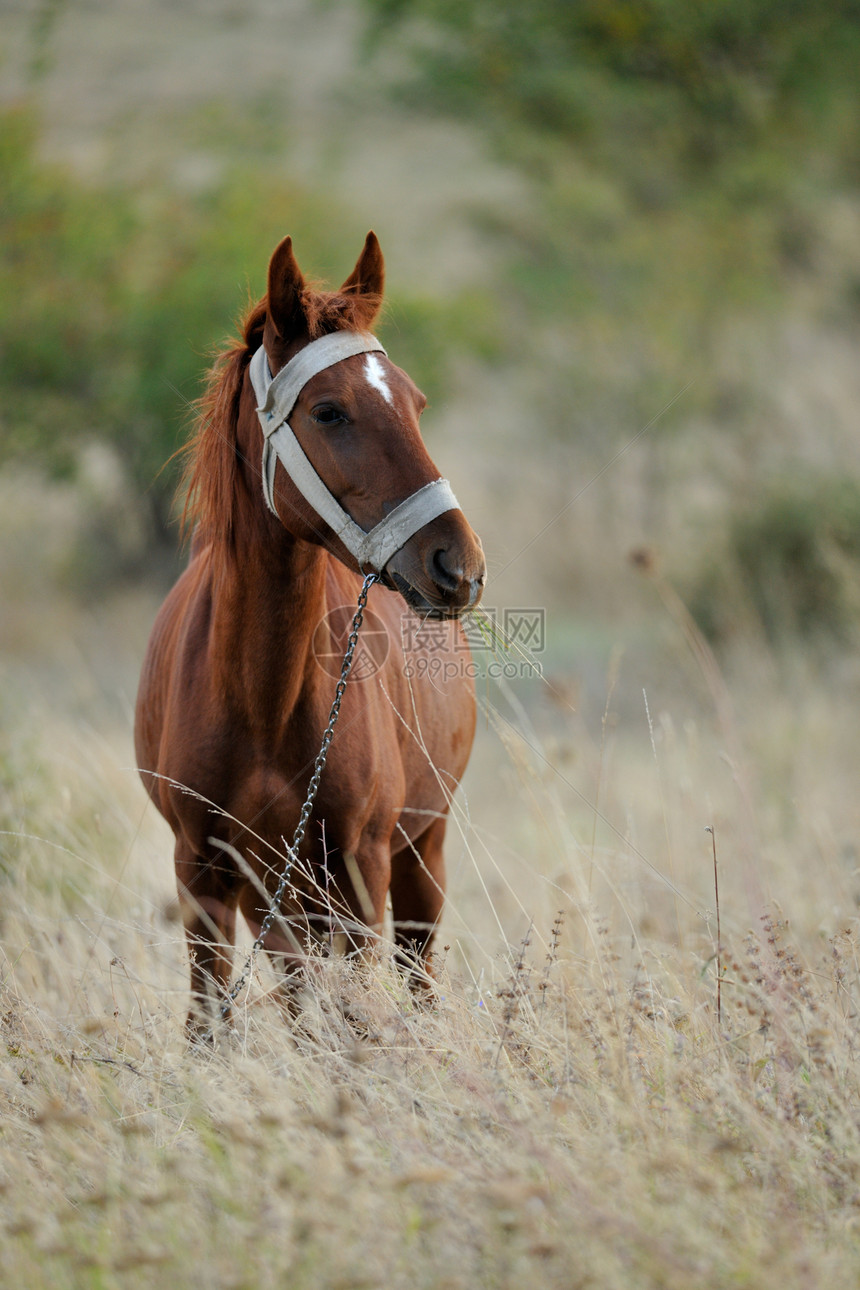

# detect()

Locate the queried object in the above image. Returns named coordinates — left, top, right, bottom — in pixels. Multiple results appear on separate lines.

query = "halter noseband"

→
left=248, top=333, right=459, bottom=574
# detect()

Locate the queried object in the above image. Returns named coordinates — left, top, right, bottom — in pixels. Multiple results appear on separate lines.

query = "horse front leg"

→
left=236, top=844, right=392, bottom=1024
left=311, top=843, right=392, bottom=1036
left=390, top=816, right=446, bottom=992
left=320, top=843, right=391, bottom=961
left=175, top=842, right=239, bottom=1041
left=234, top=876, right=320, bottom=1021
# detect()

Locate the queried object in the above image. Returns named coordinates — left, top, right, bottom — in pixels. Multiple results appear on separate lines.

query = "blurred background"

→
left=3, top=0, right=860, bottom=958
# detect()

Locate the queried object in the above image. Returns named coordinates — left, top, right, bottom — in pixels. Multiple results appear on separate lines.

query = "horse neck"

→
left=206, top=494, right=330, bottom=720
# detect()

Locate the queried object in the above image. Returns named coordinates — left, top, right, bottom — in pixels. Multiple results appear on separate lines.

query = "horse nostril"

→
left=429, top=547, right=464, bottom=592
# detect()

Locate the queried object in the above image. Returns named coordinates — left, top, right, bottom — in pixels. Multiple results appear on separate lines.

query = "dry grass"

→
left=4, top=556, right=860, bottom=1289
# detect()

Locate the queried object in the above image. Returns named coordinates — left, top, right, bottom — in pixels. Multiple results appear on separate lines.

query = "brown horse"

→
left=135, top=232, right=485, bottom=1035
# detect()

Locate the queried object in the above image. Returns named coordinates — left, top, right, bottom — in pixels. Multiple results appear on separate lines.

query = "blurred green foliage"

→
left=357, top=0, right=860, bottom=455
left=360, top=2, right=857, bottom=317
left=0, top=108, right=485, bottom=541
left=361, top=0, right=860, bottom=193
left=0, top=108, right=266, bottom=532
left=359, top=0, right=860, bottom=643
left=688, top=476, right=860, bottom=645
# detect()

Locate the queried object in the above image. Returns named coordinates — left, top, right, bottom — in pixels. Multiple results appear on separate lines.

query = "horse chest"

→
left=220, top=729, right=396, bottom=850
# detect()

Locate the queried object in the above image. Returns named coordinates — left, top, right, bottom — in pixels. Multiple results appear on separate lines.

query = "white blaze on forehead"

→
left=364, top=354, right=393, bottom=406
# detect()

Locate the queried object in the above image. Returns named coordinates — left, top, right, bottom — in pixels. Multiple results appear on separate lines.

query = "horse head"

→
left=249, top=233, right=486, bottom=618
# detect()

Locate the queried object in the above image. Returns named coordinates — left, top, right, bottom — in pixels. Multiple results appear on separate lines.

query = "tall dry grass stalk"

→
left=4, top=609, right=860, bottom=1290
left=3, top=466, right=860, bottom=1288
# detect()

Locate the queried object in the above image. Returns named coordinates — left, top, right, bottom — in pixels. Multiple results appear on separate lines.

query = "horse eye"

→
left=311, top=404, right=346, bottom=427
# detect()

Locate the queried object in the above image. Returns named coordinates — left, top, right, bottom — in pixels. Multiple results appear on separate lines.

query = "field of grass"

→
left=4, top=472, right=860, bottom=1288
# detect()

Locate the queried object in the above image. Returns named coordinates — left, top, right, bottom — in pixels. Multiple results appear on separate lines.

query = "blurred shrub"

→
left=358, top=3, right=860, bottom=312
left=687, top=475, right=860, bottom=645
left=361, top=0, right=860, bottom=195
left=0, top=109, right=253, bottom=537
left=356, top=0, right=860, bottom=470
left=0, top=108, right=489, bottom=561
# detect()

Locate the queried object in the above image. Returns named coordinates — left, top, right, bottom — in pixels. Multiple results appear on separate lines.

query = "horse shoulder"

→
left=135, top=555, right=223, bottom=814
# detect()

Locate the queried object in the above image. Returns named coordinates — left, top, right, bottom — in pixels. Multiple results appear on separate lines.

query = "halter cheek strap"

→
left=248, top=333, right=460, bottom=574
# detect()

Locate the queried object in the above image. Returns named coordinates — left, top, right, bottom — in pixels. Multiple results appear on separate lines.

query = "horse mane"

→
left=180, top=284, right=382, bottom=548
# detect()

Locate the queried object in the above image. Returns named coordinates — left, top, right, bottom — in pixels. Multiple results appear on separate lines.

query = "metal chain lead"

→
left=219, top=571, right=379, bottom=1019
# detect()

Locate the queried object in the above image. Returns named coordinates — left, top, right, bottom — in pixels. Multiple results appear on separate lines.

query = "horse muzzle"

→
left=387, top=527, right=486, bottom=620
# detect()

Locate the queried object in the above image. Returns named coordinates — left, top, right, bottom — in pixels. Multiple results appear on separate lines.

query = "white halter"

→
left=248, top=333, right=459, bottom=573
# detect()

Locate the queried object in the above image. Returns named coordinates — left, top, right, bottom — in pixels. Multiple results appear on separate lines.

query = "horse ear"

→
left=266, top=236, right=307, bottom=339
left=341, top=231, right=385, bottom=303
